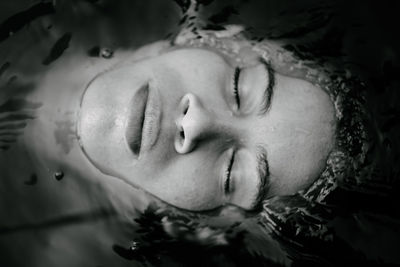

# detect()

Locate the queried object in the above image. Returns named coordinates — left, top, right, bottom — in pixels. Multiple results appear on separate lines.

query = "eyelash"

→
left=233, top=67, right=241, bottom=109
left=224, top=68, right=241, bottom=194
left=224, top=150, right=235, bottom=194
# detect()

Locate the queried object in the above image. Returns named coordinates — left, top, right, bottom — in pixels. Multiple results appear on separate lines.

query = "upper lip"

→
left=125, top=83, right=161, bottom=157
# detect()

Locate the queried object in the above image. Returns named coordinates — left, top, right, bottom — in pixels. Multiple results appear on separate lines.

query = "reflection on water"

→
left=1, top=0, right=400, bottom=266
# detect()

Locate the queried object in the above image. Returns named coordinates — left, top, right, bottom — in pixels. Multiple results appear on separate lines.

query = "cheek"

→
left=142, top=154, right=223, bottom=210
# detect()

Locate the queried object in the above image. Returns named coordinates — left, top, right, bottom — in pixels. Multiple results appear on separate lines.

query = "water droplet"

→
left=54, top=171, right=64, bottom=181
left=101, top=48, right=114, bottom=59
left=130, top=241, right=140, bottom=251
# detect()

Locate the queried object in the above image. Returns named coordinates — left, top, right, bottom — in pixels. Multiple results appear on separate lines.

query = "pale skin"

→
left=0, top=40, right=336, bottom=212
left=78, top=41, right=336, bottom=211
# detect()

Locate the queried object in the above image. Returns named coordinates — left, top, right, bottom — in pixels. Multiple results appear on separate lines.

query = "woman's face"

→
left=78, top=45, right=336, bottom=211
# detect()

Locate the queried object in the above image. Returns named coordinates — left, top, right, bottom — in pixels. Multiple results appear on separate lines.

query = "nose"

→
left=174, top=93, right=216, bottom=154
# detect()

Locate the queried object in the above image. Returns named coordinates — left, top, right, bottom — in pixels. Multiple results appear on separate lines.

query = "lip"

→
left=125, top=83, right=161, bottom=157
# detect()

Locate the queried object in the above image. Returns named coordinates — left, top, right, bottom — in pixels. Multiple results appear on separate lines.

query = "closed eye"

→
left=233, top=67, right=241, bottom=109
left=224, top=150, right=235, bottom=194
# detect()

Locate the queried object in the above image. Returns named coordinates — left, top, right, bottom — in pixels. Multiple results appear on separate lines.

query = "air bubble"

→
left=54, top=171, right=64, bottom=181
left=130, top=241, right=140, bottom=251
left=100, top=48, right=114, bottom=59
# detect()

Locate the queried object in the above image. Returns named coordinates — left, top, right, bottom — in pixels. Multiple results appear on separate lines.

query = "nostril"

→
left=175, top=126, right=189, bottom=154
left=179, top=129, right=185, bottom=140
left=182, top=95, right=190, bottom=115
left=183, top=104, right=189, bottom=115
left=179, top=93, right=194, bottom=116
left=175, top=93, right=200, bottom=154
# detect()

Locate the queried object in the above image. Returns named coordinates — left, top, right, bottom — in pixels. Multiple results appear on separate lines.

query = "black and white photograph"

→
left=1, top=0, right=399, bottom=266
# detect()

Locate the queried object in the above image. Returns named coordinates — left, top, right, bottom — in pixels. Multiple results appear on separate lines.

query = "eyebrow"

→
left=258, top=58, right=275, bottom=116
left=251, top=145, right=271, bottom=210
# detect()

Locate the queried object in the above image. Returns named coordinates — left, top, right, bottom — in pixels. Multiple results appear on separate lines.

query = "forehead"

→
left=253, top=74, right=336, bottom=194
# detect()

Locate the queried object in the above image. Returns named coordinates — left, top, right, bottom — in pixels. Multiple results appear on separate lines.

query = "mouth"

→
left=125, top=83, right=161, bottom=157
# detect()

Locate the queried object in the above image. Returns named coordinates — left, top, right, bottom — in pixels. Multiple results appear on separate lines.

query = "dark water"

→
left=0, top=0, right=399, bottom=266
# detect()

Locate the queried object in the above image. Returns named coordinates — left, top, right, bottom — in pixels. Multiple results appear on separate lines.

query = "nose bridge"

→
left=174, top=93, right=233, bottom=154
